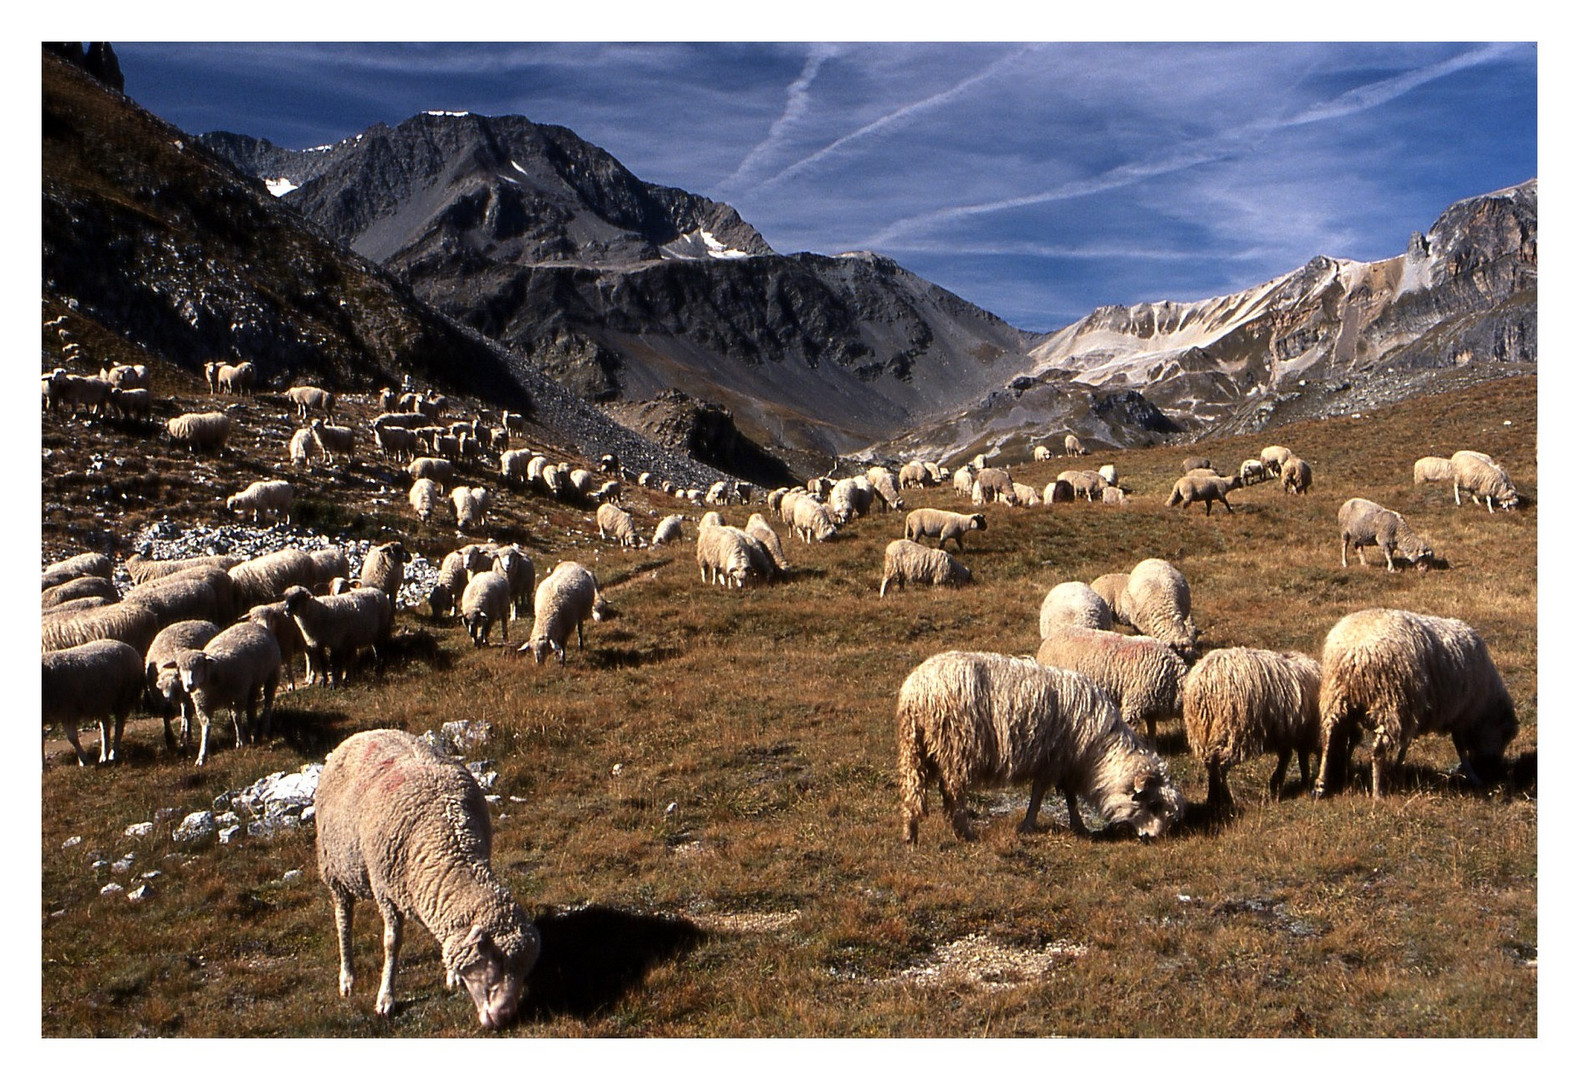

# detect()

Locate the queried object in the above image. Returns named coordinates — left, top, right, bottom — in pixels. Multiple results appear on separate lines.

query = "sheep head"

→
left=1121, top=769, right=1184, bottom=839
left=447, top=920, right=540, bottom=1030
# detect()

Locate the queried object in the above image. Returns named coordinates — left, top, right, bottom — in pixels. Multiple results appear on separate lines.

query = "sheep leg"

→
left=1313, top=720, right=1352, bottom=798
left=1019, top=779, right=1049, bottom=833
left=61, top=721, right=92, bottom=767
left=1341, top=538, right=1350, bottom=568
left=109, top=707, right=126, bottom=763
left=1207, top=758, right=1233, bottom=809
left=1449, top=732, right=1487, bottom=787
left=939, top=778, right=973, bottom=840
left=1268, top=749, right=1292, bottom=799
left=1369, top=730, right=1396, bottom=799
left=258, top=676, right=278, bottom=742
left=160, top=707, right=178, bottom=753
left=1453, top=481, right=1462, bottom=506
left=375, top=899, right=403, bottom=1017
left=330, top=885, right=357, bottom=999
left=1062, top=789, right=1090, bottom=836
left=194, top=705, right=214, bottom=767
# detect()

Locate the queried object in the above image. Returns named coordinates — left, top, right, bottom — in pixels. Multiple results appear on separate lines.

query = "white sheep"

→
left=315, top=728, right=540, bottom=1028
left=1238, top=459, right=1268, bottom=485
left=108, top=387, right=153, bottom=421
left=1449, top=450, right=1518, bottom=512
left=42, top=600, right=161, bottom=656
left=896, top=651, right=1182, bottom=843
left=1100, top=486, right=1126, bottom=506
left=866, top=467, right=905, bottom=511
left=289, top=427, right=324, bottom=468
left=359, top=541, right=408, bottom=603
left=974, top=467, right=1017, bottom=505
left=45, top=369, right=113, bottom=416
left=452, top=486, right=491, bottom=532
left=1011, top=482, right=1041, bottom=507
left=489, top=544, right=536, bottom=620
left=100, top=363, right=149, bottom=390
left=310, top=419, right=356, bottom=464
left=1280, top=455, right=1312, bottom=495
left=744, top=514, right=790, bottom=577
left=1166, top=473, right=1243, bottom=515
left=42, top=639, right=145, bottom=766
left=1116, top=558, right=1198, bottom=661
left=42, top=551, right=112, bottom=591
left=1033, top=444, right=1052, bottom=461
left=166, top=411, right=231, bottom=452
left=1259, top=445, right=1292, bottom=476
left=952, top=466, right=976, bottom=498
left=828, top=476, right=876, bottom=523
left=410, top=478, right=444, bottom=524
left=1035, top=626, right=1189, bottom=741
left=285, top=385, right=336, bottom=418
left=499, top=448, right=533, bottom=486
left=879, top=538, right=971, bottom=598
left=897, top=461, right=930, bottom=489
left=1183, top=647, right=1322, bottom=808
left=42, top=574, right=119, bottom=610
left=161, top=622, right=283, bottom=766
left=227, top=479, right=294, bottom=524
left=597, top=502, right=644, bottom=548
left=1314, top=608, right=1518, bottom=799
left=1063, top=434, right=1087, bottom=457
left=1038, top=582, right=1114, bottom=637
left=460, top=570, right=512, bottom=646
left=228, top=547, right=317, bottom=609
left=1057, top=469, right=1107, bottom=501
left=429, top=545, right=492, bottom=617
left=408, top=457, right=455, bottom=485
left=1097, top=464, right=1118, bottom=487
left=904, top=508, right=987, bottom=552
left=282, top=585, right=394, bottom=687
left=1413, top=456, right=1454, bottom=485
left=1338, top=497, right=1435, bottom=572
left=695, top=524, right=760, bottom=589
left=244, top=601, right=310, bottom=690
left=519, top=561, right=608, bottom=664
left=651, top=514, right=686, bottom=547
left=216, top=361, right=256, bottom=395
left=1088, top=573, right=1130, bottom=622
left=123, top=565, right=238, bottom=626
left=789, top=496, right=838, bottom=543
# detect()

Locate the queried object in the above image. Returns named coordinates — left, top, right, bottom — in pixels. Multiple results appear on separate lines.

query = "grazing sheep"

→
left=430, top=545, right=493, bottom=618
left=359, top=542, right=408, bottom=604
left=1033, top=444, right=1052, bottom=461
left=565, top=468, right=598, bottom=501
left=1063, top=434, right=1087, bottom=457
left=923, top=462, right=948, bottom=485
left=828, top=476, right=876, bottom=523
left=520, top=562, right=607, bottom=664
left=866, top=467, right=905, bottom=511
left=123, top=566, right=237, bottom=626
left=499, top=448, right=533, bottom=486
left=1338, top=498, right=1435, bottom=572
left=410, top=478, right=444, bottom=524
left=42, top=639, right=145, bottom=766
left=100, top=363, right=149, bottom=390
left=593, top=480, right=623, bottom=505
left=108, top=386, right=153, bottom=421
left=952, top=466, right=976, bottom=498
left=1450, top=450, right=1518, bottom=512
left=282, top=585, right=394, bottom=687
left=285, top=385, right=336, bottom=419
left=1088, top=573, right=1130, bottom=621
left=1038, top=582, right=1114, bottom=637
left=1184, top=647, right=1322, bottom=808
left=217, top=361, right=256, bottom=395
left=306, top=547, right=351, bottom=593
left=1239, top=459, right=1269, bottom=485
left=745, top=514, right=790, bottom=576
left=1314, top=608, right=1517, bottom=799
left=905, top=508, right=987, bottom=552
left=1036, top=626, right=1189, bottom=741
left=289, top=427, right=325, bottom=468
left=879, top=539, right=971, bottom=597
left=42, top=574, right=119, bottom=610
left=897, top=461, right=930, bottom=489
left=1413, top=455, right=1455, bottom=485
left=408, top=457, right=455, bottom=485
left=1043, top=479, right=1075, bottom=504
left=896, top=651, right=1182, bottom=842
left=162, top=622, right=282, bottom=765
left=790, top=496, right=838, bottom=543
left=46, top=370, right=113, bottom=416
left=974, top=467, right=1017, bottom=505
left=42, top=551, right=112, bottom=591
left=460, top=570, right=513, bottom=646
left=228, top=548, right=317, bottom=609
left=1166, top=473, right=1243, bottom=515
left=1181, top=456, right=1212, bottom=473
left=124, top=552, right=238, bottom=586
left=695, top=524, right=762, bottom=589
left=166, top=411, right=231, bottom=453
left=1116, top=559, right=1198, bottom=661
left=651, top=514, right=686, bottom=547
left=489, top=544, right=536, bottom=620
left=42, top=600, right=162, bottom=655
left=1101, top=486, right=1126, bottom=506
left=244, top=601, right=310, bottom=690
left=315, top=728, right=539, bottom=1028
left=1259, top=446, right=1292, bottom=476
left=310, top=419, right=356, bottom=464
left=699, top=510, right=726, bottom=529
left=1011, top=482, right=1041, bottom=507
left=1056, top=469, right=1107, bottom=501
left=227, top=479, right=294, bottom=524
left=452, top=486, right=491, bottom=532
left=597, top=502, right=644, bottom=548
left=777, top=488, right=806, bottom=525
left=144, top=619, right=223, bottom=752
left=1280, top=455, right=1312, bottom=495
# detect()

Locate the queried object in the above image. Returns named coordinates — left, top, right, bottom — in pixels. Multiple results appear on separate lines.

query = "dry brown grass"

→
left=40, top=373, right=1536, bottom=1038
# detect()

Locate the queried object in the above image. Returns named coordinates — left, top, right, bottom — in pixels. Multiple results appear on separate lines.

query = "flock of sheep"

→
left=41, top=347, right=1529, bottom=1029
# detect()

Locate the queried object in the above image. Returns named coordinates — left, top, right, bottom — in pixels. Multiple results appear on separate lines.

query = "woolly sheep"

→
left=217, top=361, right=256, bottom=395
left=285, top=385, right=336, bottom=419
left=46, top=370, right=112, bottom=416
left=651, top=514, right=686, bottom=547
left=828, top=476, right=875, bottom=523
left=42, top=600, right=161, bottom=655
left=974, top=467, right=1016, bottom=505
left=597, top=501, right=644, bottom=548
left=745, top=514, right=790, bottom=576
left=1043, top=479, right=1074, bottom=504
left=408, top=457, right=455, bottom=485
left=1259, top=446, right=1292, bottom=475
left=460, top=570, right=513, bottom=646
left=1338, top=497, right=1435, bottom=572
left=866, top=467, right=905, bottom=511
left=373, top=411, right=428, bottom=430
left=307, top=547, right=351, bottom=593
left=203, top=360, right=222, bottom=394
left=1101, top=486, right=1126, bottom=506
left=923, top=462, right=948, bottom=485
left=790, top=496, right=838, bottom=543
left=1057, top=469, right=1107, bottom=501
left=1036, top=626, right=1189, bottom=741
left=699, top=510, right=726, bottom=529
left=282, top=585, right=394, bottom=687
left=124, top=552, right=238, bottom=586
left=360, top=542, right=408, bottom=603
left=1063, top=434, right=1087, bottom=456
left=123, top=565, right=237, bottom=626
left=499, top=448, right=533, bottom=486
left=695, top=523, right=761, bottom=589
left=879, top=538, right=971, bottom=597
left=42, top=574, right=119, bottom=610
left=42, top=639, right=145, bottom=766
left=1280, top=455, right=1312, bottom=495
left=489, top=544, right=536, bottom=620
left=1088, top=573, right=1130, bottom=621
left=227, top=479, right=294, bottom=524
left=228, top=547, right=317, bottom=609
left=1097, top=464, right=1118, bottom=486
left=100, top=363, right=149, bottom=390
left=42, top=551, right=112, bottom=591
left=1116, top=559, right=1198, bottom=661
left=566, top=468, right=598, bottom=501
left=1011, top=482, right=1041, bottom=507
left=1314, top=608, right=1517, bottom=799
left=520, top=561, right=608, bottom=664
left=896, top=651, right=1182, bottom=842
left=897, top=461, right=930, bottom=489
left=1038, top=581, right=1114, bottom=637
left=244, top=601, right=310, bottom=690
left=777, top=488, right=807, bottom=525
left=371, top=423, right=416, bottom=462
left=290, top=427, right=324, bottom=468
left=952, top=466, right=976, bottom=498
left=1450, top=450, right=1518, bottom=512
left=410, top=478, right=444, bottom=524
left=1238, top=459, right=1268, bottom=485
left=162, top=622, right=282, bottom=765
left=905, top=508, right=987, bottom=552
left=1183, top=647, right=1322, bottom=808
left=593, top=480, right=623, bottom=505
left=1166, top=473, right=1243, bottom=515
left=1181, top=456, right=1212, bottom=473
left=144, top=619, right=223, bottom=752
left=167, top=411, right=231, bottom=452
left=108, top=386, right=152, bottom=421
left=1033, top=444, right=1052, bottom=461
left=430, top=545, right=492, bottom=618
left=310, top=419, right=356, bottom=464
left=452, top=486, right=491, bottom=532
left=1413, top=455, right=1454, bottom=485
left=315, top=728, right=540, bottom=1027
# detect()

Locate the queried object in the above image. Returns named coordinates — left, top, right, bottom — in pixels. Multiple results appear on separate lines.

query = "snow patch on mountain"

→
left=265, top=177, right=299, bottom=197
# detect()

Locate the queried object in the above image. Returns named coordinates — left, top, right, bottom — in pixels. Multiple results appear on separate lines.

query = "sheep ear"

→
left=1133, top=771, right=1158, bottom=794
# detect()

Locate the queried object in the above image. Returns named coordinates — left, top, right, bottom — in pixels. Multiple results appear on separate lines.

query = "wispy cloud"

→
left=718, top=44, right=842, bottom=195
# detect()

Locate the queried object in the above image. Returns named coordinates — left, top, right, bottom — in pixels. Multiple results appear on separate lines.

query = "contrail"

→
left=753, top=43, right=1045, bottom=193
left=867, top=42, right=1527, bottom=248
left=719, top=44, right=841, bottom=195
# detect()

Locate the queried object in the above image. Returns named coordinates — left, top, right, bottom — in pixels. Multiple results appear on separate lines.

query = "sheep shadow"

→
left=267, top=705, right=354, bottom=758
left=522, top=905, right=707, bottom=1021
left=586, top=644, right=683, bottom=670
left=1314, top=752, right=1537, bottom=800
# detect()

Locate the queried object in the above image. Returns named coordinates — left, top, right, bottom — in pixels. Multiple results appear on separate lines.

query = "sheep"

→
left=593, top=480, right=623, bottom=505
left=42, top=639, right=145, bottom=766
left=452, top=486, right=491, bottom=532
left=905, top=508, right=987, bottom=552
left=289, top=427, right=325, bottom=468
left=1063, top=434, right=1087, bottom=456
left=228, top=547, right=317, bottom=609
left=166, top=411, right=231, bottom=452
left=372, top=411, right=429, bottom=430
left=432, top=433, right=461, bottom=460
left=1313, top=608, right=1518, bottom=799
left=866, top=467, right=905, bottom=511
left=519, top=562, right=607, bottom=664
left=217, top=361, right=256, bottom=395
left=1036, top=626, right=1189, bottom=742
left=1011, top=482, right=1041, bottom=507
left=1450, top=450, right=1518, bottom=512
left=359, top=542, right=408, bottom=604
left=539, top=463, right=567, bottom=499
left=1181, top=456, right=1212, bottom=473
left=499, top=448, right=533, bottom=486
left=1238, top=459, right=1269, bottom=485
left=705, top=480, right=733, bottom=505
left=1338, top=498, right=1435, bottom=572
left=372, top=423, right=418, bottom=463
left=1038, top=581, right=1114, bottom=637
left=1183, top=647, right=1322, bottom=808
left=1115, top=559, right=1198, bottom=661
left=777, top=487, right=806, bottom=525
left=203, top=360, right=222, bottom=394
left=227, top=479, right=294, bottom=524
left=310, top=419, right=356, bottom=465
left=1280, top=455, right=1312, bottom=495
left=244, top=601, right=310, bottom=690
left=408, top=457, right=455, bottom=485
left=952, top=466, right=976, bottom=498
left=1033, top=444, right=1052, bottom=461
left=566, top=468, right=598, bottom=501
left=285, top=385, right=336, bottom=418
left=897, top=461, right=930, bottom=489
left=1057, top=469, right=1107, bottom=501
left=422, top=391, right=450, bottom=419
left=282, top=585, right=394, bottom=687
left=923, top=462, right=948, bottom=485
left=1413, top=455, right=1454, bottom=485
left=1101, top=486, right=1126, bottom=506
left=828, top=476, right=875, bottom=523
left=1088, top=573, right=1130, bottom=620
left=45, top=369, right=113, bottom=416
left=314, top=728, right=540, bottom=1027
left=410, top=478, right=444, bottom=524
left=525, top=454, right=549, bottom=488
left=744, top=514, right=790, bottom=576
left=161, top=622, right=282, bottom=765
left=896, top=651, right=1182, bottom=843
left=973, top=467, right=1017, bottom=505
left=1166, top=473, right=1243, bottom=515
left=378, top=387, right=397, bottom=411
left=879, top=538, right=971, bottom=598
left=1043, top=479, right=1075, bottom=504
left=107, top=386, right=153, bottom=421
left=1259, top=445, right=1292, bottom=476
left=651, top=514, right=686, bottom=547
left=460, top=570, right=513, bottom=647
left=42, top=551, right=112, bottom=591
left=790, top=495, right=838, bottom=543
left=307, top=547, right=351, bottom=593
left=429, top=545, right=492, bottom=618
left=42, top=600, right=161, bottom=655
left=597, top=502, right=644, bottom=548
left=502, top=409, right=527, bottom=435
left=125, top=552, right=239, bottom=586
left=123, top=565, right=238, bottom=626
left=144, top=619, right=223, bottom=752
left=42, top=574, right=119, bottom=610
left=699, top=510, right=725, bottom=529
left=695, top=523, right=761, bottom=589
left=100, top=363, right=149, bottom=390
left=489, top=544, right=536, bottom=620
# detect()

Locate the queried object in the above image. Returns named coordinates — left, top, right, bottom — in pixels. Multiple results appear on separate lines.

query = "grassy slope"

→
left=40, top=374, right=1536, bottom=1038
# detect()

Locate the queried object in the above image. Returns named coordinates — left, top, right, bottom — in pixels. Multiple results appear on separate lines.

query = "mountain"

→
left=202, top=114, right=1037, bottom=458
left=872, top=180, right=1536, bottom=463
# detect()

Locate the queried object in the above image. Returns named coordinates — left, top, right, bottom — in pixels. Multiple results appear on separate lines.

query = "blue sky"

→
left=113, top=41, right=1536, bottom=333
